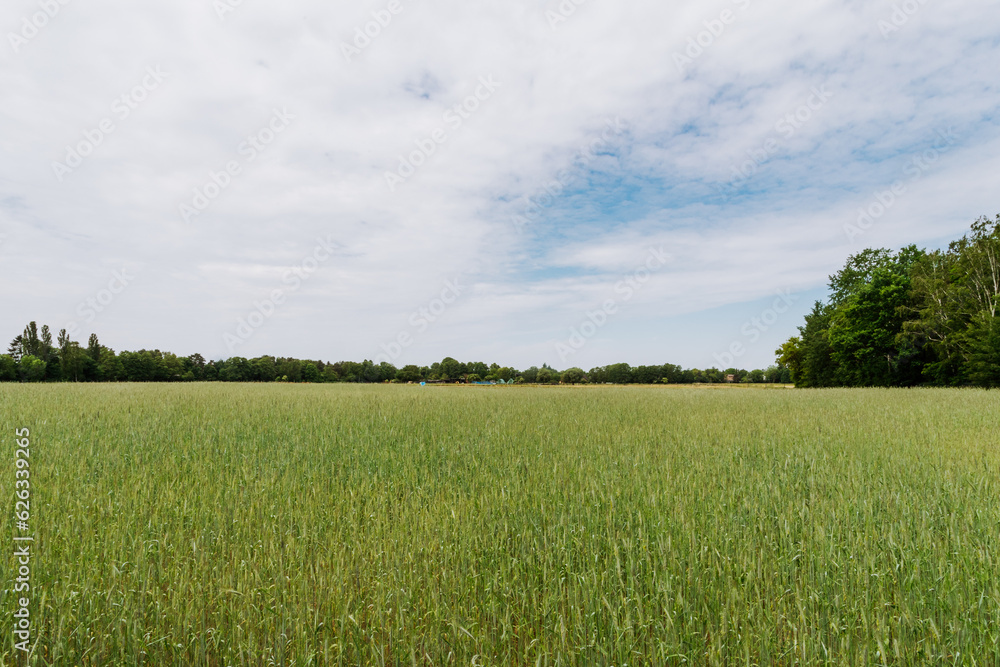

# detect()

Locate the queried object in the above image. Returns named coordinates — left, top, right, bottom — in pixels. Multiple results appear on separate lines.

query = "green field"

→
left=2, top=384, right=999, bottom=665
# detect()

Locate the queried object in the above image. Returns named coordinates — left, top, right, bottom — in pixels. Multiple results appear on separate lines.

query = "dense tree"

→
left=2, top=322, right=811, bottom=387
left=605, top=363, right=632, bottom=384
left=321, top=365, right=340, bottom=383
left=60, top=342, right=92, bottom=382
left=468, top=361, right=489, bottom=377
left=377, top=362, right=397, bottom=382
left=9, top=322, right=41, bottom=360
left=220, top=357, right=252, bottom=382
left=0, top=355, right=17, bottom=381
left=87, top=334, right=102, bottom=361
left=96, top=348, right=123, bottom=381
left=250, top=356, right=277, bottom=382
left=18, top=355, right=46, bottom=382
left=794, top=303, right=836, bottom=388
left=439, top=357, right=465, bottom=381
left=396, top=365, right=423, bottom=383
left=632, top=365, right=661, bottom=384
left=965, top=313, right=1000, bottom=386
left=780, top=215, right=1000, bottom=387
left=826, top=246, right=925, bottom=386
left=302, top=362, right=321, bottom=383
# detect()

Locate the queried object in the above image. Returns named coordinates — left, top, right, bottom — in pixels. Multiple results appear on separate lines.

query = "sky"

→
left=2, top=0, right=999, bottom=371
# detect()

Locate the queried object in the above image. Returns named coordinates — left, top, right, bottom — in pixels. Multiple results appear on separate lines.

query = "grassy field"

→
left=2, top=384, right=999, bottom=665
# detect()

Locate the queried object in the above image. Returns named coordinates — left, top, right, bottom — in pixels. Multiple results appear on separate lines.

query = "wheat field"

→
left=2, top=384, right=999, bottom=665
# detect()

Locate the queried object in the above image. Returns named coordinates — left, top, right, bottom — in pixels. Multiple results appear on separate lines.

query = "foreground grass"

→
left=1, top=384, right=999, bottom=665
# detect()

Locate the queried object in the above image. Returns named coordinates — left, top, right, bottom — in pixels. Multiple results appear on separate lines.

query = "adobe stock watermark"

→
left=214, top=0, right=246, bottom=21
left=7, top=0, right=72, bottom=55
left=384, top=76, right=501, bottom=192
left=511, top=117, right=627, bottom=234
left=340, top=0, right=408, bottom=62
left=373, top=278, right=465, bottom=364
left=713, top=288, right=798, bottom=368
left=546, top=0, right=591, bottom=31
left=179, top=108, right=295, bottom=223
left=843, top=127, right=958, bottom=242
left=673, top=0, right=753, bottom=73
left=64, top=268, right=137, bottom=340
left=223, top=235, right=340, bottom=352
left=878, top=0, right=933, bottom=38
left=12, top=427, right=34, bottom=654
left=52, top=66, right=169, bottom=182
left=556, top=246, right=669, bottom=362
left=714, top=85, right=833, bottom=200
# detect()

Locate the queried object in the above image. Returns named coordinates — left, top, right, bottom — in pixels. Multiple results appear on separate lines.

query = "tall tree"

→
left=22, top=322, right=40, bottom=357
left=795, top=302, right=836, bottom=387
left=7, top=335, right=24, bottom=362
left=827, top=247, right=924, bottom=386
left=87, top=334, right=102, bottom=361
left=40, top=325, right=54, bottom=361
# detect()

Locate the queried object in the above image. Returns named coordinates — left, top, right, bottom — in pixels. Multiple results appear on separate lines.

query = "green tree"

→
left=186, top=353, right=207, bottom=380
left=796, top=302, right=837, bottom=387
left=7, top=336, right=23, bottom=361
left=96, top=349, right=123, bottom=381
left=60, top=342, right=91, bottom=382
left=964, top=313, right=1000, bottom=386
left=440, top=357, right=465, bottom=381
left=87, top=334, right=103, bottom=361
left=276, top=358, right=303, bottom=382
left=605, top=363, right=632, bottom=384
left=775, top=337, right=803, bottom=384
left=302, top=362, right=321, bottom=383
left=561, top=367, right=586, bottom=384
left=322, top=365, right=341, bottom=383
left=220, top=357, right=252, bottom=381
left=632, top=365, right=662, bottom=384
left=903, top=216, right=1000, bottom=385
left=18, top=355, right=46, bottom=382
left=396, top=365, right=423, bottom=382
left=119, top=350, right=171, bottom=381
left=9, top=322, right=41, bottom=360
left=0, top=355, right=17, bottom=381
left=827, top=246, right=924, bottom=386
left=376, top=362, right=397, bottom=382
left=251, top=356, right=277, bottom=382
left=40, top=324, right=54, bottom=363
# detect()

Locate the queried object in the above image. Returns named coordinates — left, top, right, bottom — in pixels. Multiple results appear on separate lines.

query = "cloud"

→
left=1, top=0, right=998, bottom=369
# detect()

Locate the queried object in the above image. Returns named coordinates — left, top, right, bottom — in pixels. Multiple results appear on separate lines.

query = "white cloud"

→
left=1, top=0, right=998, bottom=369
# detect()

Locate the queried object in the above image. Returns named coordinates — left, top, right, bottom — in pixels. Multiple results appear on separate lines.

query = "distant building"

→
left=725, top=374, right=736, bottom=383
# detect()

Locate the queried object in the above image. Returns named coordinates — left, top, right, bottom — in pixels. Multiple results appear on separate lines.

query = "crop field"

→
left=2, top=384, right=999, bottom=665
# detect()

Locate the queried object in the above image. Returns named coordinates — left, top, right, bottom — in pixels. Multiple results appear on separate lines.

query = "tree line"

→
left=3, top=323, right=791, bottom=385
left=777, top=214, right=1000, bottom=387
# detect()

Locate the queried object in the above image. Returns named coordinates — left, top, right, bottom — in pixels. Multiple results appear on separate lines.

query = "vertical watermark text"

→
left=12, top=427, right=33, bottom=654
